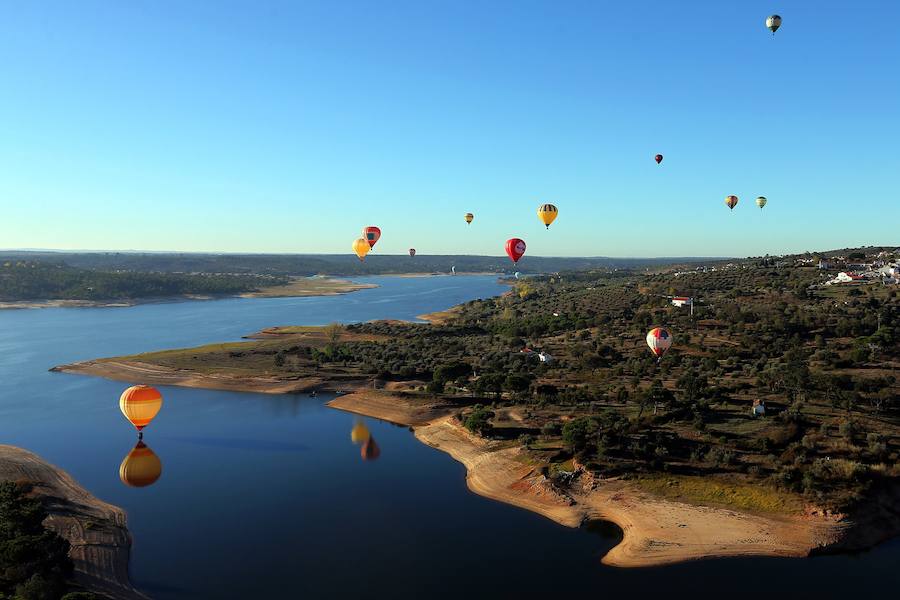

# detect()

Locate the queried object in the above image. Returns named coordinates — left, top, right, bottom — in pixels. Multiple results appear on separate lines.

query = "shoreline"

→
left=326, top=395, right=847, bottom=568
left=52, top=360, right=885, bottom=568
left=51, top=359, right=367, bottom=395
left=0, top=445, right=147, bottom=599
left=0, top=276, right=376, bottom=310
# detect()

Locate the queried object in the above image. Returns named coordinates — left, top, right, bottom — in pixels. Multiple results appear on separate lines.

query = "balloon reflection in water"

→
left=351, top=420, right=371, bottom=444
left=361, top=437, right=381, bottom=461
left=351, top=419, right=380, bottom=461
left=119, top=441, right=163, bottom=488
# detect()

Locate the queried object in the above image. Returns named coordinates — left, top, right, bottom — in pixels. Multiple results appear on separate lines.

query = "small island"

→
left=53, top=248, right=900, bottom=567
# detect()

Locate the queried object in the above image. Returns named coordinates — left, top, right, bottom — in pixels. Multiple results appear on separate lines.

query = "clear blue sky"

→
left=1, top=1, right=897, bottom=257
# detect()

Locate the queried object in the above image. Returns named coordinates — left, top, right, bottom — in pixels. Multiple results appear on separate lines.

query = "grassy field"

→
left=633, top=474, right=807, bottom=514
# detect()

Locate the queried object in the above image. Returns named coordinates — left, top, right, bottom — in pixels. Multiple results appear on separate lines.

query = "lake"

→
left=1, top=275, right=897, bottom=599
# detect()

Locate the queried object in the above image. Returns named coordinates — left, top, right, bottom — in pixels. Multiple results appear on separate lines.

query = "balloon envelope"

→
left=655, top=154, right=663, bottom=164
left=725, top=195, right=739, bottom=210
left=766, top=15, right=781, bottom=33
left=756, top=196, right=767, bottom=209
left=646, top=327, right=673, bottom=359
left=363, top=226, right=381, bottom=248
left=505, top=238, right=526, bottom=264
left=119, top=385, right=162, bottom=432
left=409, top=248, right=416, bottom=257
left=119, top=441, right=162, bottom=488
left=464, top=213, right=474, bottom=224
left=352, top=238, right=371, bottom=261
left=537, top=204, right=558, bottom=229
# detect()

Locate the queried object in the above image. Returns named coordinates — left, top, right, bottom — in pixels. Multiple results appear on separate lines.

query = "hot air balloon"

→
left=766, top=15, right=781, bottom=35
left=409, top=248, right=416, bottom=257
left=646, top=327, right=673, bottom=362
left=119, top=441, right=162, bottom=488
left=514, top=271, right=520, bottom=279
left=537, top=204, right=558, bottom=229
left=505, top=238, right=526, bottom=264
left=363, top=226, right=381, bottom=249
left=465, top=212, right=474, bottom=225
left=119, top=385, right=162, bottom=436
left=352, top=238, right=371, bottom=261
left=351, top=421, right=371, bottom=444
left=361, top=436, right=381, bottom=461
left=655, top=154, right=663, bottom=164
left=756, top=196, right=767, bottom=210
left=725, top=195, right=739, bottom=210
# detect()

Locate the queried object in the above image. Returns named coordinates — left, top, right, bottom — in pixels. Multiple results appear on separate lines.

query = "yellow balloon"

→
left=351, top=421, right=370, bottom=444
left=352, top=238, right=371, bottom=261
left=119, top=385, right=163, bottom=432
left=464, top=212, right=474, bottom=224
left=119, top=441, right=162, bottom=488
left=537, top=204, right=558, bottom=229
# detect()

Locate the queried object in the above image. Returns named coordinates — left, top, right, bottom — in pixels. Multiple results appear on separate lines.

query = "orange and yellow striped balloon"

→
left=119, top=441, right=162, bottom=488
left=119, top=385, right=163, bottom=432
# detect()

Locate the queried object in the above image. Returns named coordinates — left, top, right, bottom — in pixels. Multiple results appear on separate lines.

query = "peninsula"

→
left=52, top=248, right=900, bottom=567
left=0, top=445, right=146, bottom=599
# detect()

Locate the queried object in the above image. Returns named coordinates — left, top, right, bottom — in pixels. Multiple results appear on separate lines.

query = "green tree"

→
left=0, top=482, right=73, bottom=600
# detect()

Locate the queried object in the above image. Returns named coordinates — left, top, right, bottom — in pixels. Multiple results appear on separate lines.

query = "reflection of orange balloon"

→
left=361, top=436, right=381, bottom=461
left=119, top=385, right=163, bottom=432
left=119, top=441, right=162, bottom=488
left=351, top=421, right=371, bottom=444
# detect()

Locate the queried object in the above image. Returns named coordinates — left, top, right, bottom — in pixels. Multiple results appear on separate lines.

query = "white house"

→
left=832, top=272, right=865, bottom=284
left=538, top=351, right=554, bottom=363
left=671, top=296, right=693, bottom=308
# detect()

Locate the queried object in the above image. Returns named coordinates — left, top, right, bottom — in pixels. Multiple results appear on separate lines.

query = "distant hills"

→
left=0, top=251, right=725, bottom=277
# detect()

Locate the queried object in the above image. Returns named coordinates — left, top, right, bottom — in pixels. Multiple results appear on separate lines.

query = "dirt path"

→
left=0, top=445, right=147, bottom=599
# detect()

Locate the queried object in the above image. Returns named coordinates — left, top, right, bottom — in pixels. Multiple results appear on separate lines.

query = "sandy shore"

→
left=327, top=390, right=456, bottom=426
left=0, top=445, right=147, bottom=599
left=51, top=359, right=366, bottom=394
left=416, top=305, right=464, bottom=324
left=328, top=394, right=848, bottom=568
left=239, top=276, right=377, bottom=298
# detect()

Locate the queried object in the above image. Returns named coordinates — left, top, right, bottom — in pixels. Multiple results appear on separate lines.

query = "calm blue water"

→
left=0, top=275, right=897, bottom=599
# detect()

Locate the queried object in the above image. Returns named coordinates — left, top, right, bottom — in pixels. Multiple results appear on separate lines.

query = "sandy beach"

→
left=0, top=445, right=147, bottom=599
left=414, top=417, right=845, bottom=567
left=239, top=276, right=377, bottom=298
left=323, top=393, right=850, bottom=568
